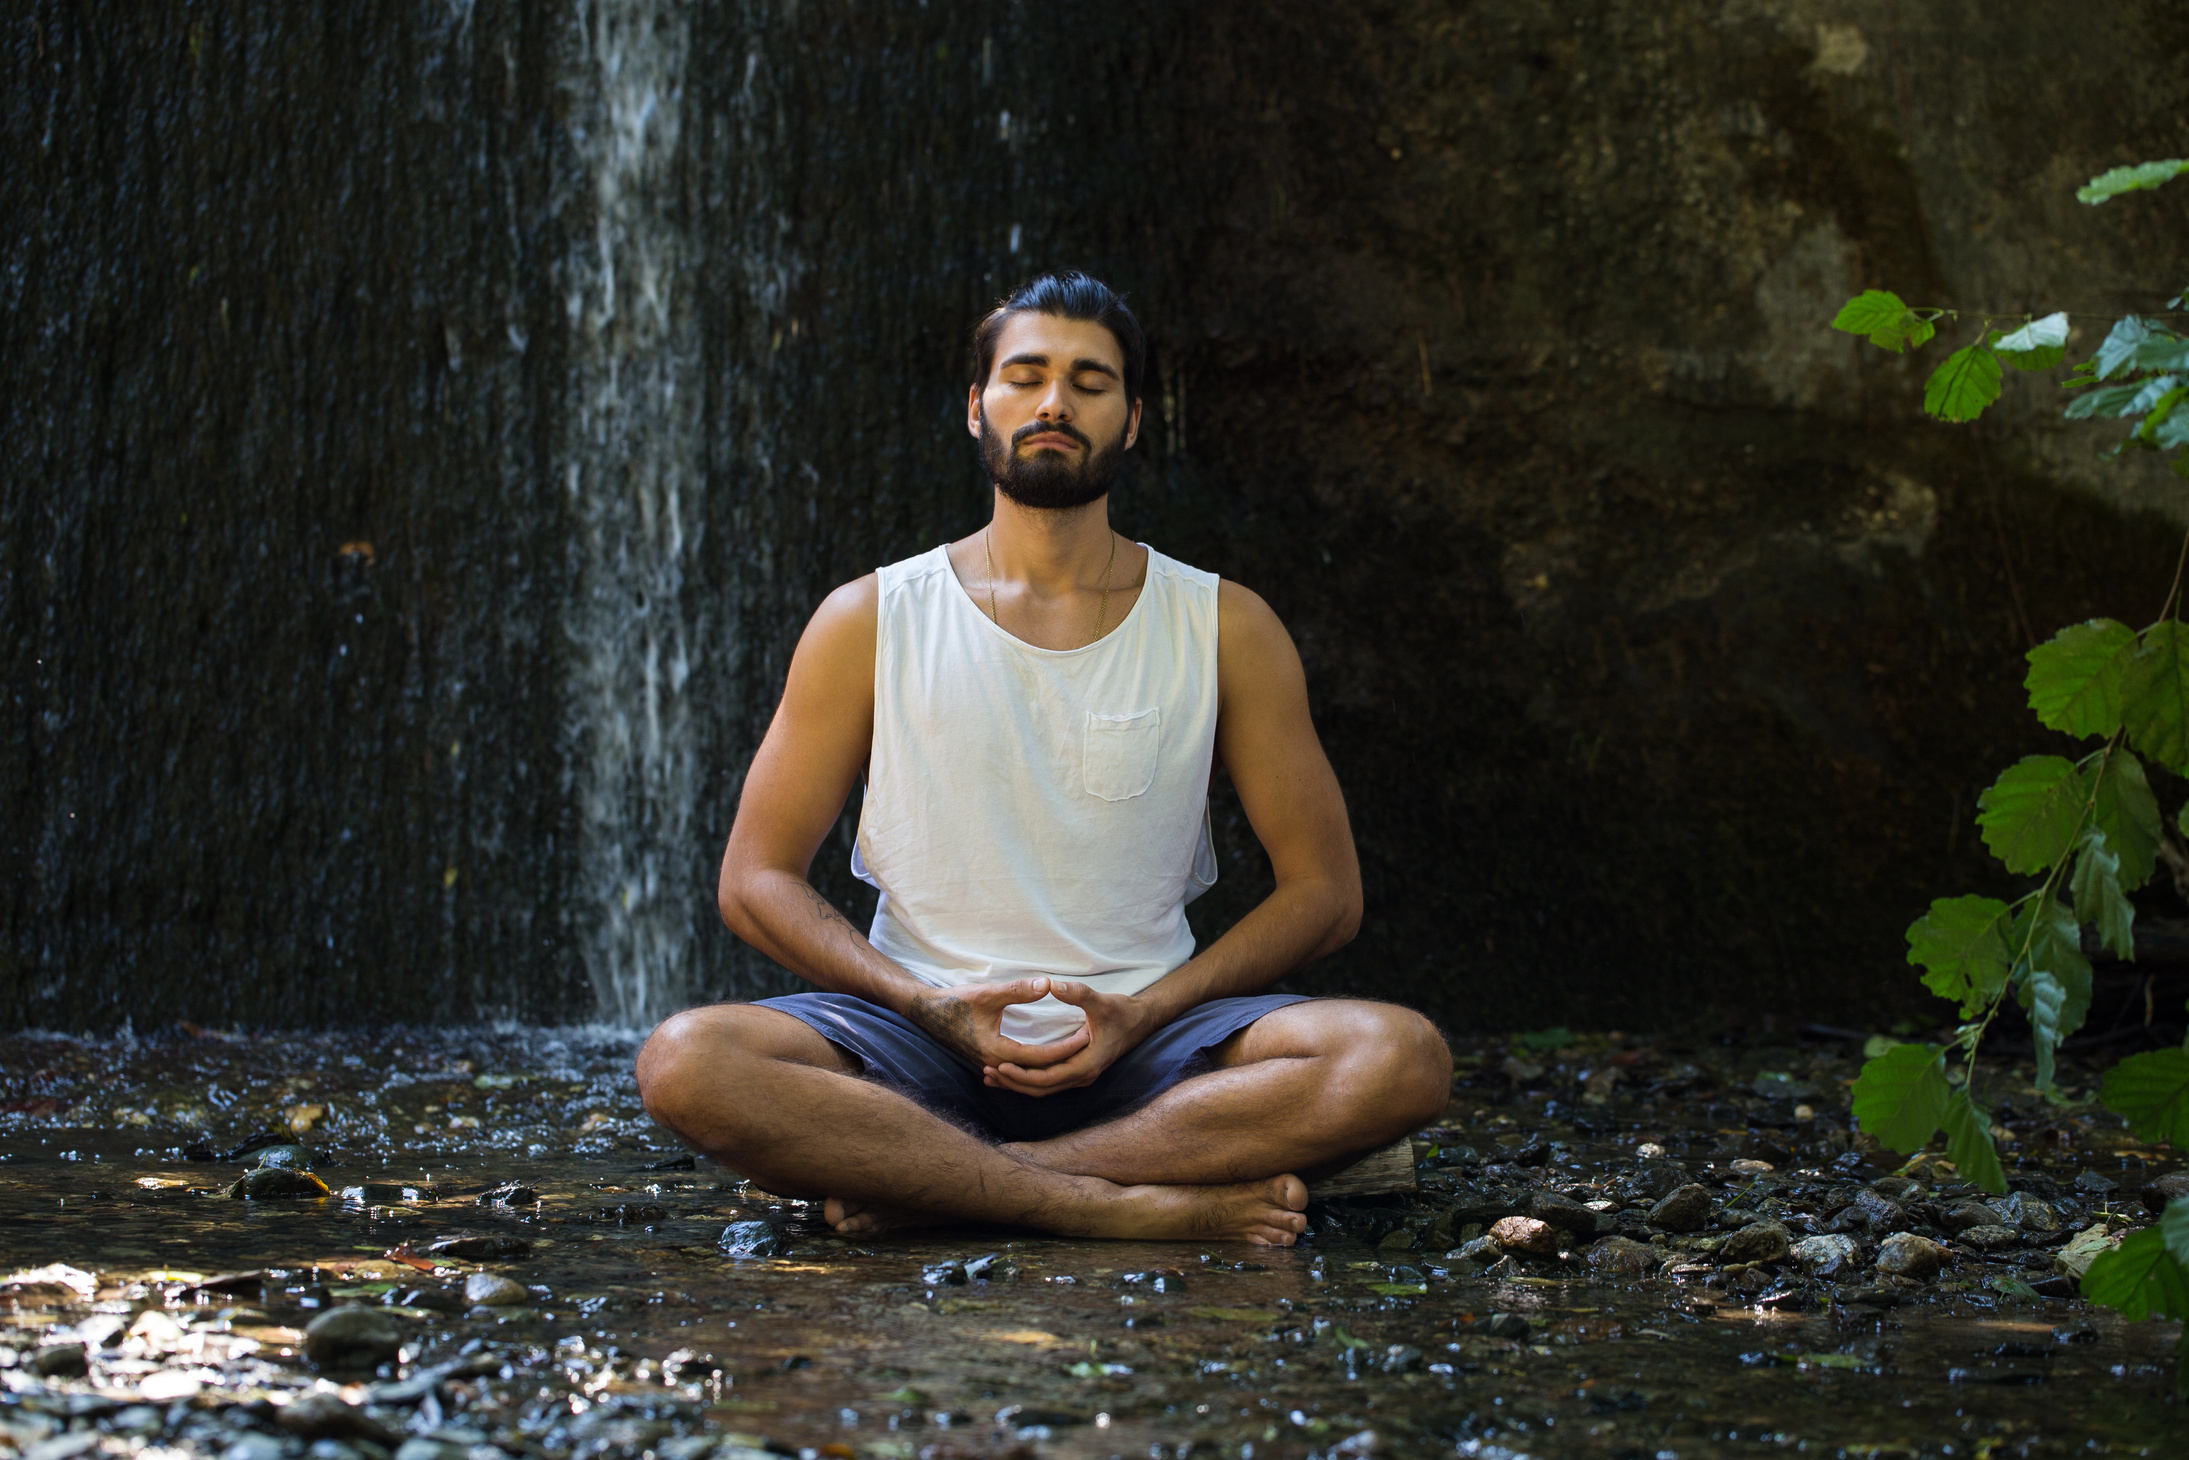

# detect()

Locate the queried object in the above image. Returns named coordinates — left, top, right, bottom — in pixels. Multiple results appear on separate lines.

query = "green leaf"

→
left=2099, top=1046, right=2189, bottom=1148
left=2132, top=337, right=2189, bottom=372
left=2089, top=749, right=2161, bottom=892
left=1991, top=312, right=2070, bottom=372
left=1905, top=896, right=2013, bottom=1014
left=2121, top=375, right=2183, bottom=419
left=2123, top=621, right=2189, bottom=776
left=1939, top=1089, right=2008, bottom=1194
left=2025, top=618, right=2137, bottom=738
left=1851, top=1042, right=1949, bottom=1154
left=2138, top=386, right=2189, bottom=447
left=2077, top=159, right=2189, bottom=206
left=2013, top=896, right=2094, bottom=1034
left=2071, top=830, right=2135, bottom=961
left=1923, top=343, right=2004, bottom=423
left=2065, top=381, right=2151, bottom=420
left=1977, top=755, right=2086, bottom=874
left=2021, top=964, right=2069, bottom=1093
left=2081, top=1227, right=2189, bottom=1320
left=2096, top=317, right=2160, bottom=380
left=2167, top=1197, right=2189, bottom=1269
left=1830, top=290, right=1936, bottom=354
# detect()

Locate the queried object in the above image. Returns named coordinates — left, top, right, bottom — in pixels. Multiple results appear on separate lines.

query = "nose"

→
left=1036, top=381, right=1073, bottom=421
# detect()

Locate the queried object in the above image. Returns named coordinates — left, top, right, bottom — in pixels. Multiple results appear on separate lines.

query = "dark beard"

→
left=979, top=411, right=1125, bottom=510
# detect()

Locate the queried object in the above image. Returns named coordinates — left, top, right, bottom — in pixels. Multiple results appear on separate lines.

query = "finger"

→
left=988, top=1065, right=1086, bottom=1097
left=994, top=1051, right=1097, bottom=1089
left=961, top=976, right=1052, bottom=1008
left=987, top=1025, right=1090, bottom=1067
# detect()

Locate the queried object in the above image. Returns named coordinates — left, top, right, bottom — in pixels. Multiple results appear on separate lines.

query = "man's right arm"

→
left=717, top=576, right=1088, bottom=1074
left=716, top=575, right=912, bottom=1003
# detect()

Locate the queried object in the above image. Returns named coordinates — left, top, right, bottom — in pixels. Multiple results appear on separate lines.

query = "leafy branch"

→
left=1829, top=155, right=2189, bottom=1394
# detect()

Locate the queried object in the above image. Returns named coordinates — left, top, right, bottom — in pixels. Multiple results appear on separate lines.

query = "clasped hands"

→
left=904, top=976, right=1156, bottom=1096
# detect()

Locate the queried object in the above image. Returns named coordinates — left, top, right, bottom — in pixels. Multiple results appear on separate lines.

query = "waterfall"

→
left=557, top=0, right=704, bottom=1029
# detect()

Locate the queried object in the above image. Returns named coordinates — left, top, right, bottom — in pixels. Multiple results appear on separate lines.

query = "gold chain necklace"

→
left=983, top=527, right=1118, bottom=640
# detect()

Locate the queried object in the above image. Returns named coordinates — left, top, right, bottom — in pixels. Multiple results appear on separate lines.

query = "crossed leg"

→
left=633, top=999, right=1449, bottom=1245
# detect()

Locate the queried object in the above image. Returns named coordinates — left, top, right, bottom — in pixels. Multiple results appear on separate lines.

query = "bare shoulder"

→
left=1216, top=578, right=1301, bottom=665
left=787, top=573, right=879, bottom=695
left=1215, top=578, right=1307, bottom=717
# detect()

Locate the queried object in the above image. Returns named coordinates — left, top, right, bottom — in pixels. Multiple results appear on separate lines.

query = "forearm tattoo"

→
left=907, top=991, right=979, bottom=1062
left=796, top=882, right=857, bottom=945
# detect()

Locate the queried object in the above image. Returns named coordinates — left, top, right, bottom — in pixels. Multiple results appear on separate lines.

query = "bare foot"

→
left=1094, top=1174, right=1310, bottom=1245
left=824, top=1195, right=951, bottom=1236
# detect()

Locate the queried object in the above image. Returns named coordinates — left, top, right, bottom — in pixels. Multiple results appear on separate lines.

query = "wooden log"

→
left=1305, top=1137, right=1418, bottom=1199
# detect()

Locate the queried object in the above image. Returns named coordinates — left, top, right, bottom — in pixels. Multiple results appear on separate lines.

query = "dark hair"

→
left=973, top=271, right=1147, bottom=406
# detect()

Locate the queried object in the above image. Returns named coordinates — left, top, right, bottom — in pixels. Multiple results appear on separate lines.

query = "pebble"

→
left=392, top=1441, right=468, bottom=1460
left=1488, top=1215, right=1560, bottom=1256
left=1996, top=1192, right=2060, bottom=1233
left=1875, top=1232, right=1946, bottom=1280
left=1940, top=1199, right=2004, bottom=1232
left=1959, top=1224, right=2020, bottom=1251
left=1790, top=1234, right=1861, bottom=1277
left=338, top=1184, right=424, bottom=1204
left=29, top=1343, right=86, bottom=1379
left=302, top=1306, right=406, bottom=1371
left=2142, top=1172, right=2189, bottom=1213
left=252, top=1144, right=314, bottom=1170
left=274, top=1394, right=397, bottom=1445
left=221, top=1435, right=291, bottom=1460
left=1719, top=1220, right=1791, bottom=1265
left=1454, top=1235, right=1501, bottom=1264
left=463, top=1272, right=530, bottom=1307
left=1583, top=1235, right=1661, bottom=1275
left=1478, top=1312, right=1529, bottom=1340
left=1647, top=1184, right=1714, bottom=1233
left=1526, top=1190, right=1600, bottom=1237
left=229, top=1165, right=332, bottom=1200
left=719, top=1221, right=782, bottom=1258
left=1727, top=1158, right=1774, bottom=1175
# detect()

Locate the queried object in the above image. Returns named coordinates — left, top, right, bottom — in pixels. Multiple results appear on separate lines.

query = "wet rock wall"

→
left=6, top=1, right=2189, bottom=1031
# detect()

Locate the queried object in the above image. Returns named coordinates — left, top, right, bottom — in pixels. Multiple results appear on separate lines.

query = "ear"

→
left=1124, top=397, right=1142, bottom=451
left=967, top=384, right=984, bottom=440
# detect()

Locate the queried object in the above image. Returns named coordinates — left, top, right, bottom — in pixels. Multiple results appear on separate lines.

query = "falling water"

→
left=558, top=0, right=704, bottom=1029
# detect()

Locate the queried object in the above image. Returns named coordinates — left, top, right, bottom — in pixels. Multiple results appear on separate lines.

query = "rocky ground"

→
left=0, top=1024, right=2182, bottom=1460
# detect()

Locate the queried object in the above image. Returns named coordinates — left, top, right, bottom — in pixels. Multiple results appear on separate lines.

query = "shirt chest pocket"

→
left=1083, top=708, right=1162, bottom=801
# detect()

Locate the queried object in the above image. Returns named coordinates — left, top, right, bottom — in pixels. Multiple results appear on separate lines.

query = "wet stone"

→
left=1848, top=1190, right=1905, bottom=1233
left=1876, top=1232, right=1947, bottom=1280
left=1940, top=1199, right=2004, bottom=1232
left=274, top=1394, right=398, bottom=1446
left=302, top=1306, right=406, bottom=1371
left=338, top=1183, right=424, bottom=1204
left=29, top=1343, right=87, bottom=1378
left=1960, top=1224, right=2020, bottom=1251
left=476, top=1182, right=538, bottom=1206
left=1996, top=1192, right=2060, bottom=1233
left=1719, top=1220, right=1791, bottom=1265
left=1479, top=1313, right=1529, bottom=1340
left=1583, top=1235, right=1661, bottom=1275
left=719, top=1221, right=782, bottom=1258
left=1526, top=1190, right=1600, bottom=1236
left=1647, top=1183, right=1714, bottom=1232
left=462, top=1272, right=528, bottom=1307
left=1792, top=1233, right=1862, bottom=1277
left=252, top=1143, right=314, bottom=1169
left=229, top=1165, right=332, bottom=1200
left=1488, top=1215, right=1559, bottom=1255
left=2141, top=1172, right=2189, bottom=1213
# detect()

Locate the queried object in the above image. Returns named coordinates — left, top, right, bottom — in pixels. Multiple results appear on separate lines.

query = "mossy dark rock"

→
left=302, top=1306, right=405, bottom=1371
left=227, top=1166, right=332, bottom=1200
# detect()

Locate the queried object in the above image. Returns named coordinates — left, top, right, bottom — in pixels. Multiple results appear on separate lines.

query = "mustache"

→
left=1011, top=420, right=1092, bottom=452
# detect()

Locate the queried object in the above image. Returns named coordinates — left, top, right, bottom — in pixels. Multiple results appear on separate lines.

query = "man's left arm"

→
left=987, top=580, right=1362, bottom=1093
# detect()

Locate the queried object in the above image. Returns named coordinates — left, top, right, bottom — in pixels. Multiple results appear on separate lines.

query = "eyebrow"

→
left=999, top=352, right=1121, bottom=381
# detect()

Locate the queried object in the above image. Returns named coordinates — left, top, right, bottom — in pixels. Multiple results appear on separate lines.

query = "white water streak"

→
left=560, top=0, right=702, bottom=1028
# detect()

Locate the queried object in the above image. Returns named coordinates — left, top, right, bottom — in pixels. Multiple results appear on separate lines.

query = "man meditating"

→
left=636, top=272, right=1450, bottom=1244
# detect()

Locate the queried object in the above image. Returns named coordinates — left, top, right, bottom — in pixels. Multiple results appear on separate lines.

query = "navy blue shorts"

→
left=756, top=991, right=1313, bottom=1144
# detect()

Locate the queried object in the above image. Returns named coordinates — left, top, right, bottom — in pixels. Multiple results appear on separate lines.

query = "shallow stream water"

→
left=1, top=1027, right=2180, bottom=1460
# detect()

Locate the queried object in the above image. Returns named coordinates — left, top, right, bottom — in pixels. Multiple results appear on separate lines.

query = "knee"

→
left=1352, top=1006, right=1452, bottom=1127
left=634, top=1006, right=744, bottom=1138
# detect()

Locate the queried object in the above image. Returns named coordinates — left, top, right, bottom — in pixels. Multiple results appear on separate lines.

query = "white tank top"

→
left=852, top=542, right=1220, bottom=1044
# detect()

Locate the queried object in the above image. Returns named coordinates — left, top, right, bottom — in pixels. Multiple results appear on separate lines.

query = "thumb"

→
left=1047, top=980, right=1092, bottom=1007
